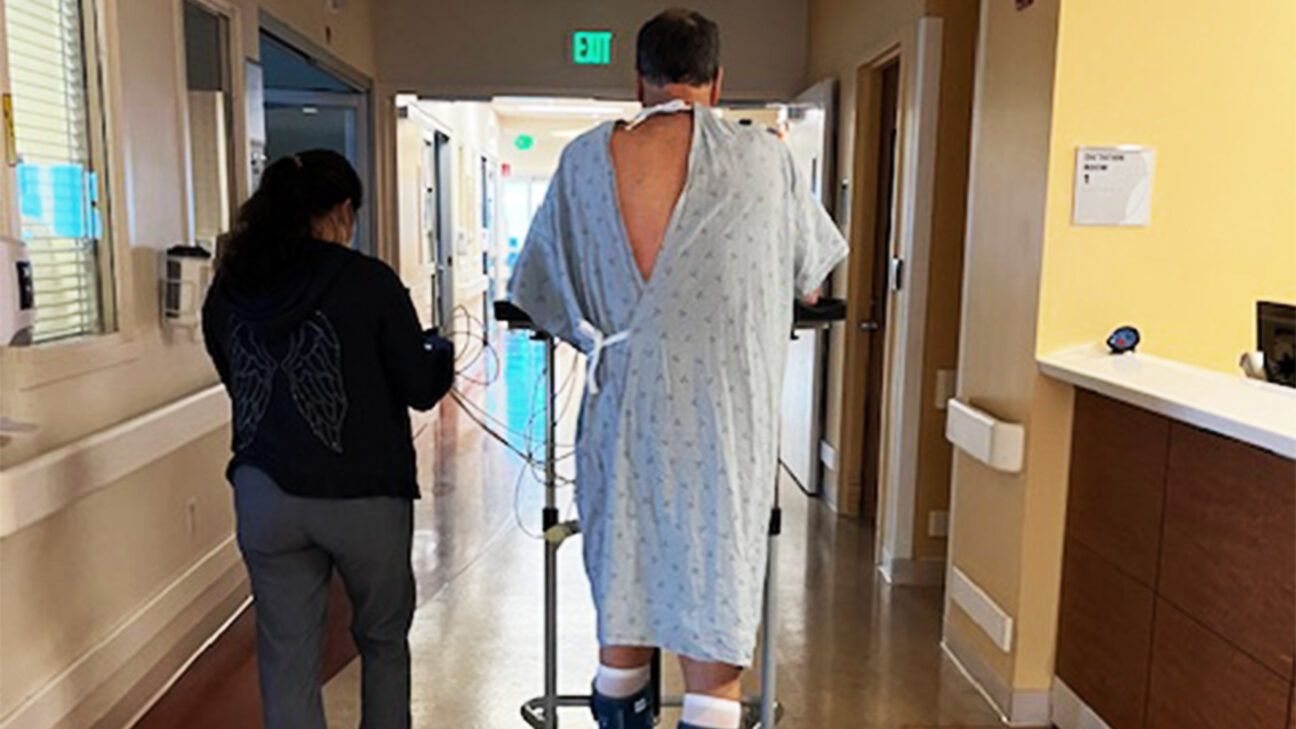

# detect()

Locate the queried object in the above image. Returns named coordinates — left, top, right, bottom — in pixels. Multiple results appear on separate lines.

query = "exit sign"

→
left=572, top=30, right=613, bottom=66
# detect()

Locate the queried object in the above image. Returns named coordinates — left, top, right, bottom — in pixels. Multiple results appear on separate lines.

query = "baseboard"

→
left=112, top=592, right=254, bottom=729
left=818, top=439, right=838, bottom=472
left=1051, top=677, right=1114, bottom=729
left=947, top=566, right=1014, bottom=651
left=878, top=550, right=947, bottom=586
left=942, top=629, right=1051, bottom=727
left=0, top=537, right=247, bottom=729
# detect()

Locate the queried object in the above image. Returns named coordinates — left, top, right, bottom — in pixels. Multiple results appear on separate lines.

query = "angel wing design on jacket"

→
left=229, top=320, right=278, bottom=451
left=227, top=311, right=348, bottom=454
left=281, top=311, right=349, bottom=454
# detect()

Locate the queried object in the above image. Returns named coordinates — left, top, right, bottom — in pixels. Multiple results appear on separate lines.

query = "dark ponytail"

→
left=219, top=149, right=362, bottom=290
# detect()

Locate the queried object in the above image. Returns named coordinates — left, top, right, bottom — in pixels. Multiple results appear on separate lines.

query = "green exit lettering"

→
left=572, top=30, right=613, bottom=66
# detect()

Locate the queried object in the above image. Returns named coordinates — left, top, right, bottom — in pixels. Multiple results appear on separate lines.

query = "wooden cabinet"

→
left=1056, top=540, right=1155, bottom=729
left=1147, top=600, right=1290, bottom=729
left=1158, top=423, right=1296, bottom=678
left=1057, top=391, right=1296, bottom=729
left=1066, top=390, right=1170, bottom=587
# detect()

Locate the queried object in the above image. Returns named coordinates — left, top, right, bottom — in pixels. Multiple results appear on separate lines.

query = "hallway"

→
left=7, top=3, right=1290, bottom=728
left=317, top=332, right=1006, bottom=728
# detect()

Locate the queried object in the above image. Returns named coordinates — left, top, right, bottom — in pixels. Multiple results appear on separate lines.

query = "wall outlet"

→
left=928, top=510, right=949, bottom=538
left=186, top=498, right=198, bottom=538
left=819, top=440, right=838, bottom=472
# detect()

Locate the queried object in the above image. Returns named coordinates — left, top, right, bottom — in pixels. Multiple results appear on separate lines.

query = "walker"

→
left=496, top=298, right=847, bottom=729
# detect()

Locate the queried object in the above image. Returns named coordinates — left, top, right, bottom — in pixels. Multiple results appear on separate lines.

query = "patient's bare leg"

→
left=679, top=656, right=742, bottom=728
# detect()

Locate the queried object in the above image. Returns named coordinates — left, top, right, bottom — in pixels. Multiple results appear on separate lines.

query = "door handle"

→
left=860, top=321, right=880, bottom=332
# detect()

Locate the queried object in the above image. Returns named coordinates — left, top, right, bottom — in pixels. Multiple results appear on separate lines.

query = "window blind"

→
left=5, top=0, right=104, bottom=342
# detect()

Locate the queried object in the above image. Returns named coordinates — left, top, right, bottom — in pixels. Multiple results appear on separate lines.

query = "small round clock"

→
left=1107, top=325, right=1141, bottom=354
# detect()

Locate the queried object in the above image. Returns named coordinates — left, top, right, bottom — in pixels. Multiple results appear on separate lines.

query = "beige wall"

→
left=0, top=430, right=239, bottom=721
left=236, top=0, right=376, bottom=75
left=392, top=99, right=513, bottom=339
left=395, top=109, right=433, bottom=319
left=810, top=0, right=928, bottom=513
left=495, top=105, right=773, bottom=180
left=411, top=101, right=501, bottom=315
left=0, top=0, right=379, bottom=464
left=943, top=0, right=1071, bottom=705
left=374, top=1, right=808, bottom=101
left=906, top=0, right=977, bottom=561
left=498, top=116, right=588, bottom=180
left=808, top=0, right=978, bottom=558
left=0, top=1, right=379, bottom=726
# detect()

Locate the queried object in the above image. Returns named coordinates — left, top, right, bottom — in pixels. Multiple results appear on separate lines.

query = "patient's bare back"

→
left=609, top=113, right=692, bottom=282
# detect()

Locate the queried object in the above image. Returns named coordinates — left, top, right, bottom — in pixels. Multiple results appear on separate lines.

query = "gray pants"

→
left=233, top=466, right=415, bottom=729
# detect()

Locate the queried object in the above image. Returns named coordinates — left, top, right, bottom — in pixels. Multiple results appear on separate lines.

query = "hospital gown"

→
left=507, top=104, right=848, bottom=666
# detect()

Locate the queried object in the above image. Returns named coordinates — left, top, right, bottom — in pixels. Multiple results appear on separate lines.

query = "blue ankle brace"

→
left=590, top=683, right=655, bottom=729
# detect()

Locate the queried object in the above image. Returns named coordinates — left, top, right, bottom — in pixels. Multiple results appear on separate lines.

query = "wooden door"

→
left=857, top=61, right=900, bottom=525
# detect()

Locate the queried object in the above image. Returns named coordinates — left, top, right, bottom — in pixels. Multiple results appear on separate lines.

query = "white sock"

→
left=594, top=663, right=651, bottom=699
left=681, top=694, right=742, bottom=728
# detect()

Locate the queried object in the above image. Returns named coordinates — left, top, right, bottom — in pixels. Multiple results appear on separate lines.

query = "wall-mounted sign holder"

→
left=1073, top=145, right=1156, bottom=226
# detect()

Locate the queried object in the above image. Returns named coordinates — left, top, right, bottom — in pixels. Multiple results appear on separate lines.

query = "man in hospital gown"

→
left=508, top=9, right=847, bottom=729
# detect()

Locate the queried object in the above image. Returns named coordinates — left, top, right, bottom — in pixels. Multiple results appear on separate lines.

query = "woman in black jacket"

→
left=203, top=150, right=454, bottom=729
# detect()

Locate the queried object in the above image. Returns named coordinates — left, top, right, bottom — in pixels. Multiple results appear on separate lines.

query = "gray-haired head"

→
left=635, top=8, right=721, bottom=87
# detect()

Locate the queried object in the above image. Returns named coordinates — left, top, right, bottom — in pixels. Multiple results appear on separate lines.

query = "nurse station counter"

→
left=1040, top=347, right=1296, bottom=729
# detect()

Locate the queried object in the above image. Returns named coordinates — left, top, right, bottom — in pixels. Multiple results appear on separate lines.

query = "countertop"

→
left=1039, top=346, right=1296, bottom=460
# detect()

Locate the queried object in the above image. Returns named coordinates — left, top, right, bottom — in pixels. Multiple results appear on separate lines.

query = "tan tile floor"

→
left=323, top=382, right=1007, bottom=729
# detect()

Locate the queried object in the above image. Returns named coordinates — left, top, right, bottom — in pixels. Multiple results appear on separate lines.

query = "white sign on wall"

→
left=1073, top=146, right=1156, bottom=226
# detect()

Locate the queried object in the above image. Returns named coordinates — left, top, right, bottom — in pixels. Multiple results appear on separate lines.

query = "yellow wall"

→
left=946, top=0, right=1296, bottom=710
left=1037, top=0, right=1296, bottom=371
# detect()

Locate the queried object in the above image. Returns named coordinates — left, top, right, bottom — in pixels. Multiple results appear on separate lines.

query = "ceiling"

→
left=491, top=97, right=640, bottom=121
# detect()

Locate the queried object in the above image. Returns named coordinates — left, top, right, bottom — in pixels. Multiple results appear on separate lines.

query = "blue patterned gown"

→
left=507, top=104, right=848, bottom=665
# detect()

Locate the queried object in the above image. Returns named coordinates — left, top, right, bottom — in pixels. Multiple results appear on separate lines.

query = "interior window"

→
left=3, top=0, right=114, bottom=343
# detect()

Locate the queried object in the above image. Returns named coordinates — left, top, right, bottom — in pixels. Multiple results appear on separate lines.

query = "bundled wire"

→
left=445, top=305, right=583, bottom=538
left=442, top=304, right=804, bottom=541
left=449, top=306, right=502, bottom=387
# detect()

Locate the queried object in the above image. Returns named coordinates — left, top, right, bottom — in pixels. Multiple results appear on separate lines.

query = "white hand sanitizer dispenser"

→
left=0, top=235, right=35, bottom=346
left=162, top=244, right=213, bottom=332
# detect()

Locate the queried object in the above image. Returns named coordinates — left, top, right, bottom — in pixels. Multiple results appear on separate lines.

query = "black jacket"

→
left=202, top=240, right=453, bottom=499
